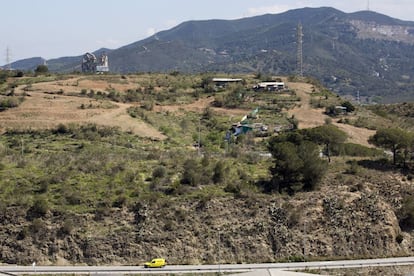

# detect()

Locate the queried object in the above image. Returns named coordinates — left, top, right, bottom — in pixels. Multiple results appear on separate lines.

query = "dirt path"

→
left=288, top=82, right=375, bottom=147
left=0, top=79, right=166, bottom=139
left=287, top=82, right=327, bottom=128
left=87, top=102, right=166, bottom=140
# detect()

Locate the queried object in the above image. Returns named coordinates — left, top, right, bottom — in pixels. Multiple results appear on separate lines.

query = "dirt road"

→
left=288, top=82, right=375, bottom=147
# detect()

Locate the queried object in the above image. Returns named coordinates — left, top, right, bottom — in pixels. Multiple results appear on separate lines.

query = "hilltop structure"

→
left=81, top=52, right=109, bottom=73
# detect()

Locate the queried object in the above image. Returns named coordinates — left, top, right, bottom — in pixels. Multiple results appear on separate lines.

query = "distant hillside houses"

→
left=253, top=81, right=285, bottom=92
left=212, top=78, right=243, bottom=88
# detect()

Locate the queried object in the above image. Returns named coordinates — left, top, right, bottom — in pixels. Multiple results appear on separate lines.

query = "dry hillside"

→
left=1, top=76, right=375, bottom=146
left=0, top=74, right=413, bottom=276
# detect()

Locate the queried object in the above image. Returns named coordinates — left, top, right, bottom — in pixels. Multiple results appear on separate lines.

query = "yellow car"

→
left=144, top=258, right=166, bottom=268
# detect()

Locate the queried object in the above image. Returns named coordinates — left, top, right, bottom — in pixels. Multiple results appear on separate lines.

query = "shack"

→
left=253, top=82, right=285, bottom=92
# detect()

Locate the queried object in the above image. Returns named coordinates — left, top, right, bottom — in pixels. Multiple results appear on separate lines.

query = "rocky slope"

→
left=1, top=167, right=412, bottom=266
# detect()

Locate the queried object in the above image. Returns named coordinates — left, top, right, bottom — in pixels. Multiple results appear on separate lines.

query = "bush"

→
left=224, top=182, right=241, bottom=195
left=35, top=64, right=49, bottom=74
left=30, top=218, right=45, bottom=234
left=0, top=97, right=22, bottom=111
left=396, top=233, right=404, bottom=244
left=345, top=160, right=360, bottom=175
left=55, top=123, right=69, bottom=134
left=181, top=159, right=201, bottom=186
left=212, top=161, right=226, bottom=184
left=27, top=197, right=49, bottom=219
left=152, top=165, right=167, bottom=179
left=60, top=218, right=74, bottom=235
left=341, top=101, right=355, bottom=112
left=398, top=195, right=414, bottom=230
left=332, top=143, right=382, bottom=157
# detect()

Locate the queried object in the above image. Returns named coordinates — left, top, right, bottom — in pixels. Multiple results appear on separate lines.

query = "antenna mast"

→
left=296, top=23, right=304, bottom=77
left=367, top=0, right=370, bottom=11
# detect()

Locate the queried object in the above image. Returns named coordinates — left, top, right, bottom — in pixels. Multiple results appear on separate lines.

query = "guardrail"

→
left=1, top=256, right=414, bottom=275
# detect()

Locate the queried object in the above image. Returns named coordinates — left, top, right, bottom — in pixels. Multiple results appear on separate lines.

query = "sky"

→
left=2, top=0, right=414, bottom=63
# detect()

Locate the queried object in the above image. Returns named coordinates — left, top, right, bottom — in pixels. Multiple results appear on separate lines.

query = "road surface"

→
left=1, top=256, right=414, bottom=275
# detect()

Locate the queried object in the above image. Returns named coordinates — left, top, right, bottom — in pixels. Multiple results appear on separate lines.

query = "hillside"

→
left=0, top=73, right=413, bottom=275
left=7, top=7, right=414, bottom=103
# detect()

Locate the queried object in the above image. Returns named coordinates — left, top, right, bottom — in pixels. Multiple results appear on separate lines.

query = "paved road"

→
left=1, top=256, right=414, bottom=275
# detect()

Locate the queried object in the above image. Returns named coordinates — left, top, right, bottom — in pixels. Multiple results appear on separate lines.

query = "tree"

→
left=35, top=64, right=48, bottom=74
left=268, top=141, right=304, bottom=194
left=303, top=125, right=347, bottom=162
left=341, top=101, right=355, bottom=113
left=212, top=160, right=226, bottom=184
left=368, top=128, right=413, bottom=166
left=181, top=159, right=200, bottom=186
left=266, top=132, right=328, bottom=194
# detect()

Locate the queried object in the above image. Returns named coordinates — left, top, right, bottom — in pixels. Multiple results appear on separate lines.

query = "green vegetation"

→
left=369, top=128, right=414, bottom=166
left=266, top=132, right=328, bottom=194
left=0, top=72, right=413, bottom=265
left=34, top=64, right=49, bottom=74
left=0, top=124, right=265, bottom=215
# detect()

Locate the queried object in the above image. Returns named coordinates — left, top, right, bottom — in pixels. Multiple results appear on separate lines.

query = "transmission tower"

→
left=296, top=23, right=304, bottom=77
left=5, top=47, right=12, bottom=70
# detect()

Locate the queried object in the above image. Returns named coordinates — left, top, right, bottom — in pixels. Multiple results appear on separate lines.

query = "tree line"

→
left=265, top=125, right=414, bottom=195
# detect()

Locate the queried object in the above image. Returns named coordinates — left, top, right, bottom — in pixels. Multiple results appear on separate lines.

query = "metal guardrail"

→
left=1, top=257, right=414, bottom=275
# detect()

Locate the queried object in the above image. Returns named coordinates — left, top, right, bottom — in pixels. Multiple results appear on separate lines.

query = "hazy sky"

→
left=2, top=0, right=414, bottom=63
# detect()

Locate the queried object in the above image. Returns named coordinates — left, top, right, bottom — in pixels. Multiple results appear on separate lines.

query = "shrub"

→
left=60, top=218, right=74, bottom=235
left=34, top=64, right=49, bottom=74
left=341, top=100, right=355, bottom=112
left=181, top=159, right=201, bottom=186
left=224, top=182, right=241, bottom=195
left=332, top=143, right=382, bottom=157
left=398, top=195, right=414, bottom=230
left=30, top=218, right=45, bottom=234
left=27, top=197, right=49, bottom=219
left=141, top=101, right=154, bottom=111
left=152, top=165, right=167, bottom=179
left=0, top=97, right=21, bottom=110
left=55, top=123, right=69, bottom=134
left=345, top=160, right=360, bottom=175
left=212, top=161, right=226, bottom=184
left=396, top=233, right=404, bottom=244
left=112, top=194, right=128, bottom=208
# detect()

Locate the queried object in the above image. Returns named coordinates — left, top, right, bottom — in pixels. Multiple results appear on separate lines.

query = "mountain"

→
left=8, top=7, right=414, bottom=103
left=3, top=57, right=46, bottom=71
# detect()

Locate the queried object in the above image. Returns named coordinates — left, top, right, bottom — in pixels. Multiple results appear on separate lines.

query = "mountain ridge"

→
left=5, top=7, right=414, bottom=103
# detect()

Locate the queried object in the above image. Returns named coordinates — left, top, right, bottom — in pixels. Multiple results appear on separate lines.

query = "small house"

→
left=253, top=82, right=285, bottom=92
left=212, top=78, right=243, bottom=88
left=335, top=106, right=348, bottom=114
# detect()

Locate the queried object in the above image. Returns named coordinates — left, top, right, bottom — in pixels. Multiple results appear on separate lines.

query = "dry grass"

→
left=288, top=81, right=375, bottom=147
left=0, top=77, right=165, bottom=139
left=0, top=75, right=377, bottom=145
